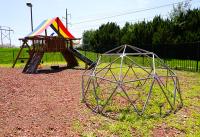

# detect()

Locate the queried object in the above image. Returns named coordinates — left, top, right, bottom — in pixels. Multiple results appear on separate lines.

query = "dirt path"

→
left=0, top=68, right=87, bottom=136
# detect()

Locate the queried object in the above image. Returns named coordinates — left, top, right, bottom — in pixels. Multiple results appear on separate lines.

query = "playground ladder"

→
left=23, top=52, right=44, bottom=73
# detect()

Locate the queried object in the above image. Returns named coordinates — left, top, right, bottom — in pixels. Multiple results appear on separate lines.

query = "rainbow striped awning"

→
left=27, top=17, right=75, bottom=39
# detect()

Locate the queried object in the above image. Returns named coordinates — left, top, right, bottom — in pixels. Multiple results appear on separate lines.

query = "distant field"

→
left=0, top=48, right=199, bottom=72
left=0, top=48, right=99, bottom=67
left=0, top=48, right=19, bottom=64
left=0, top=48, right=68, bottom=67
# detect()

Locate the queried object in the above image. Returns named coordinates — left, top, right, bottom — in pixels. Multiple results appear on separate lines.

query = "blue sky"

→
left=0, top=0, right=199, bottom=46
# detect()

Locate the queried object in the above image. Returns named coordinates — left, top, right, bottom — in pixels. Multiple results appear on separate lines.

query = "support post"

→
left=12, top=39, right=29, bottom=68
left=66, top=8, right=68, bottom=29
left=12, top=43, right=25, bottom=68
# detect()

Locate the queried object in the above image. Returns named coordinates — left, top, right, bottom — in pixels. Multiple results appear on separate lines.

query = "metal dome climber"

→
left=82, top=45, right=183, bottom=118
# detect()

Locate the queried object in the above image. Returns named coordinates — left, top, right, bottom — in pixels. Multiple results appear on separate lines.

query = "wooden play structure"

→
left=12, top=17, right=95, bottom=73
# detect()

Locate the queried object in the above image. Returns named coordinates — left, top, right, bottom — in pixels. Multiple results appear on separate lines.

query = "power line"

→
left=72, top=0, right=186, bottom=25
left=0, top=26, right=14, bottom=46
left=70, top=14, right=168, bottom=32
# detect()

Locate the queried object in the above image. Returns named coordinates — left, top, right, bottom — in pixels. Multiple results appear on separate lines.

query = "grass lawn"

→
left=0, top=48, right=98, bottom=68
left=74, top=69, right=200, bottom=137
left=0, top=48, right=199, bottom=72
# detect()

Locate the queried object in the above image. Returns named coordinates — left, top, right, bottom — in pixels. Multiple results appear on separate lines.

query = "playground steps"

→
left=61, top=48, right=79, bottom=68
left=69, top=48, right=96, bottom=67
left=23, top=52, right=44, bottom=73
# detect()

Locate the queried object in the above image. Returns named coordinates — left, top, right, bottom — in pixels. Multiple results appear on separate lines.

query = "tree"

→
left=95, top=22, right=120, bottom=53
left=82, top=29, right=97, bottom=51
left=82, top=5, right=200, bottom=52
left=170, top=0, right=191, bottom=23
left=120, top=22, right=136, bottom=45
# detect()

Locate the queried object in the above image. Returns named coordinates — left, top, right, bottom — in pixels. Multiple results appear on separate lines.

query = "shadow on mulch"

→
left=36, top=66, right=86, bottom=74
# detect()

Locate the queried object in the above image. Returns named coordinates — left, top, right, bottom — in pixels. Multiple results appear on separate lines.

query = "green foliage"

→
left=82, top=22, right=120, bottom=53
left=82, top=7, right=200, bottom=52
left=96, top=22, right=120, bottom=53
left=82, top=30, right=97, bottom=51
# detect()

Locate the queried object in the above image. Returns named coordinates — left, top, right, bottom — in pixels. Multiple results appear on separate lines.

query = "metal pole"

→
left=0, top=29, right=3, bottom=46
left=9, top=28, right=11, bottom=47
left=27, top=3, right=33, bottom=31
left=66, top=8, right=68, bottom=29
left=30, top=6, right=33, bottom=31
left=197, top=42, right=199, bottom=72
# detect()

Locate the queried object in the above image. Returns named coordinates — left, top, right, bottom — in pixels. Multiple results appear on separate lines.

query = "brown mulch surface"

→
left=0, top=68, right=89, bottom=136
left=152, top=123, right=183, bottom=137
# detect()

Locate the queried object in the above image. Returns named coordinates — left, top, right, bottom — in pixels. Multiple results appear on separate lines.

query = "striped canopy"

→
left=27, top=17, right=75, bottom=39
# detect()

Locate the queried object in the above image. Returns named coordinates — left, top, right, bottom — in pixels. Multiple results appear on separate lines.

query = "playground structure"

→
left=82, top=45, right=183, bottom=118
left=12, top=17, right=95, bottom=73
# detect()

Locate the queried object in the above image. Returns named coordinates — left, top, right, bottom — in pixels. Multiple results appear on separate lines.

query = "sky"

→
left=0, top=0, right=199, bottom=46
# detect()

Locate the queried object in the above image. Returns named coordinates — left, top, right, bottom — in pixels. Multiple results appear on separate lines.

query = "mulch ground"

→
left=0, top=67, right=191, bottom=137
left=0, top=67, right=89, bottom=136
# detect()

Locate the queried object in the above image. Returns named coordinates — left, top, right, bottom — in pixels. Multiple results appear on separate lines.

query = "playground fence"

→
left=0, top=42, right=200, bottom=72
left=80, top=41, right=200, bottom=72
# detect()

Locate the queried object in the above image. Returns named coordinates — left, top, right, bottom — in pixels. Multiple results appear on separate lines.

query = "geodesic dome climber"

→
left=82, top=45, right=183, bottom=118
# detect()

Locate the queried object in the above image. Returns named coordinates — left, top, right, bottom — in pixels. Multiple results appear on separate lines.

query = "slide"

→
left=61, top=48, right=79, bottom=68
left=23, top=52, right=44, bottom=73
left=69, top=48, right=96, bottom=68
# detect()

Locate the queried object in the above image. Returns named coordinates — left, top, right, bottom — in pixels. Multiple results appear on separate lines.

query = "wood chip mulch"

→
left=0, top=68, right=89, bottom=136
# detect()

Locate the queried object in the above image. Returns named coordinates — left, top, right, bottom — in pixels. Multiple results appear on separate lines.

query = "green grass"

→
left=0, top=48, right=87, bottom=68
left=75, top=69, right=200, bottom=137
left=0, top=48, right=199, bottom=72
left=0, top=48, right=19, bottom=64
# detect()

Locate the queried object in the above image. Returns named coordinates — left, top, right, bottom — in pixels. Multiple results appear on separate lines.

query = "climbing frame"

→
left=13, top=36, right=79, bottom=73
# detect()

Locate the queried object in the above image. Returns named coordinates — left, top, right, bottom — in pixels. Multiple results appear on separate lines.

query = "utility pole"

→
left=66, top=8, right=68, bottom=29
left=0, top=26, right=14, bottom=47
left=62, top=9, right=70, bottom=28
left=0, top=26, right=3, bottom=45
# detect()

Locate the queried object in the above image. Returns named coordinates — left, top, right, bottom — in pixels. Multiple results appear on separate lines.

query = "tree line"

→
left=82, top=3, right=200, bottom=53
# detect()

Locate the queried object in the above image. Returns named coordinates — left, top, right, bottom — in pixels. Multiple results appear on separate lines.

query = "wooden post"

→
left=12, top=40, right=26, bottom=68
left=12, top=39, right=31, bottom=68
left=45, top=29, right=47, bottom=36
